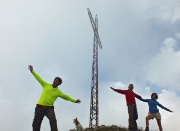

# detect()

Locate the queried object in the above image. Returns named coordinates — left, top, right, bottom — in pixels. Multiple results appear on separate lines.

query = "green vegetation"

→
left=84, top=125, right=143, bottom=131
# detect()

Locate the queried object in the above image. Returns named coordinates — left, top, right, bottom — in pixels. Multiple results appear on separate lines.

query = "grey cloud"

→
left=0, top=0, right=179, bottom=130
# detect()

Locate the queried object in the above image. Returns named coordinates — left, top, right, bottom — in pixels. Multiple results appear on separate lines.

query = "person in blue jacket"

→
left=139, top=93, right=173, bottom=131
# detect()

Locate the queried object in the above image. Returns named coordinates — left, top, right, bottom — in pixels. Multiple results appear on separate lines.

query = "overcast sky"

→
left=0, top=0, right=180, bottom=131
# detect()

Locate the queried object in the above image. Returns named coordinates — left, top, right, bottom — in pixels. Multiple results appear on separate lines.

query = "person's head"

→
left=128, top=84, right=134, bottom=91
left=151, top=93, right=158, bottom=99
left=52, top=77, right=62, bottom=87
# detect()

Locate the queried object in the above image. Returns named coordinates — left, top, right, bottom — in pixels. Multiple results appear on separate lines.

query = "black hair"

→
left=54, top=77, right=62, bottom=85
left=151, top=93, right=158, bottom=99
left=129, top=84, right=133, bottom=86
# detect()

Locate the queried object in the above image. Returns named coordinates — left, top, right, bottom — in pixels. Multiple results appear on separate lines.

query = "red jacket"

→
left=112, top=88, right=142, bottom=105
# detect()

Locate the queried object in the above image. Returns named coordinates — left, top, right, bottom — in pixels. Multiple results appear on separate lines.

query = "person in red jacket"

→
left=110, top=84, right=142, bottom=131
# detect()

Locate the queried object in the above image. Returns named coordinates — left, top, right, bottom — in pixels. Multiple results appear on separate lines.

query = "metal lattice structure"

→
left=87, top=8, right=102, bottom=129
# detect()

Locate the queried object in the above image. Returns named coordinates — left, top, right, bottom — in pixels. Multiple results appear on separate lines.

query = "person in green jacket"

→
left=28, top=65, right=81, bottom=131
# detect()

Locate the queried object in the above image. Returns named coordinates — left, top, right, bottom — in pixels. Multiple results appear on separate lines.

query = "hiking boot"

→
left=145, top=127, right=149, bottom=131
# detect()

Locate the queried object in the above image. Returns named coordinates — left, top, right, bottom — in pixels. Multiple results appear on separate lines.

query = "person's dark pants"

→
left=32, top=106, right=58, bottom=131
left=127, top=104, right=138, bottom=131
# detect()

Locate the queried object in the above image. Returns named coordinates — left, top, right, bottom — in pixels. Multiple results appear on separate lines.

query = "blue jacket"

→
left=139, top=98, right=170, bottom=113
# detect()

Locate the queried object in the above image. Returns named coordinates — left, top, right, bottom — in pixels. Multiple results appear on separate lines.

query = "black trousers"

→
left=128, top=104, right=138, bottom=130
left=32, top=106, right=58, bottom=131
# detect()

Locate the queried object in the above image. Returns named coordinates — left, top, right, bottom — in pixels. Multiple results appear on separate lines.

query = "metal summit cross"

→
left=87, top=8, right=102, bottom=129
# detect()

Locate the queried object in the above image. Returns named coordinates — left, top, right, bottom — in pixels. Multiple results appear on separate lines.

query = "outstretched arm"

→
left=134, top=93, right=142, bottom=99
left=137, top=97, right=148, bottom=102
left=59, top=91, right=80, bottom=103
left=157, top=103, right=173, bottom=112
left=28, top=65, right=48, bottom=87
left=110, top=87, right=125, bottom=94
